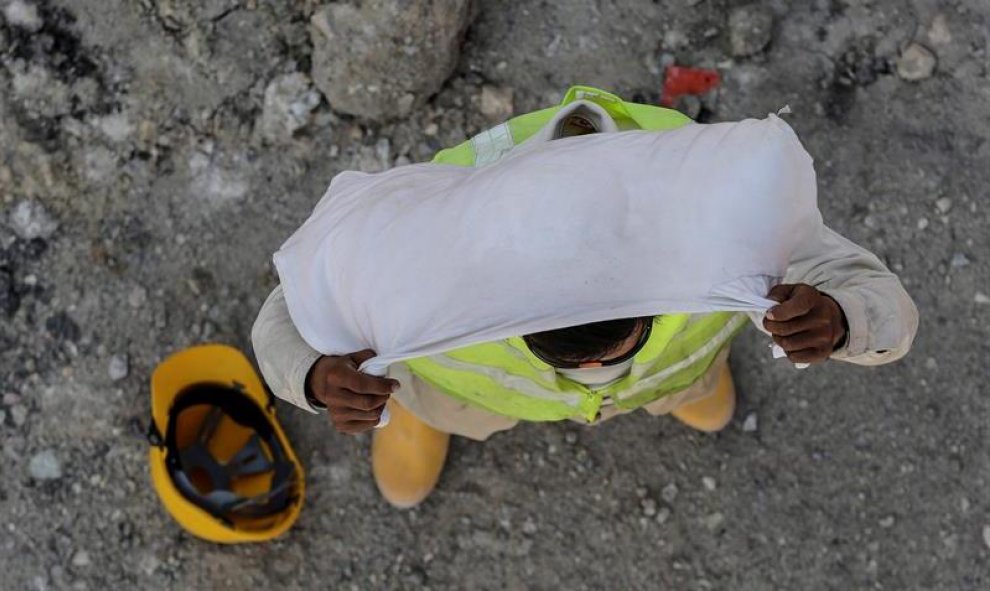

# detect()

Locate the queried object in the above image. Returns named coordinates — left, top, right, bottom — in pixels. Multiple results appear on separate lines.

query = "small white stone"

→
left=655, top=506, right=671, bottom=524
left=661, top=483, right=679, bottom=503
left=424, top=122, right=439, bottom=136
left=480, top=85, right=514, bottom=121
left=396, top=93, right=415, bottom=115
left=702, top=476, right=717, bottom=491
left=917, top=217, right=929, bottom=230
left=521, top=517, right=537, bottom=535
left=663, top=29, right=689, bottom=51
left=897, top=43, right=937, bottom=81
left=950, top=253, right=970, bottom=268
left=95, top=113, right=135, bottom=143
left=8, top=199, right=58, bottom=241
left=728, top=6, right=773, bottom=57
left=29, top=449, right=62, bottom=480
left=139, top=553, right=160, bottom=576
left=924, top=357, right=938, bottom=370
left=375, top=138, right=391, bottom=169
left=260, top=73, right=321, bottom=143
left=127, top=285, right=147, bottom=308
left=742, top=412, right=758, bottom=432
left=935, top=197, right=953, bottom=214
left=11, top=404, right=28, bottom=426
left=974, top=292, right=990, bottom=305
left=71, top=551, right=91, bottom=567
left=640, top=498, right=657, bottom=517
left=3, top=0, right=43, bottom=32
left=879, top=515, right=895, bottom=528
left=927, top=14, right=952, bottom=47
left=108, top=354, right=129, bottom=381
left=704, top=512, right=725, bottom=531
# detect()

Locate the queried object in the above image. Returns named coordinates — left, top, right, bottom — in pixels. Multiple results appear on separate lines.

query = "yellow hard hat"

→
left=147, top=344, right=304, bottom=543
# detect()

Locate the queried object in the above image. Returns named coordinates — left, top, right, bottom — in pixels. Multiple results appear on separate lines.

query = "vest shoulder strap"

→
left=432, top=86, right=691, bottom=167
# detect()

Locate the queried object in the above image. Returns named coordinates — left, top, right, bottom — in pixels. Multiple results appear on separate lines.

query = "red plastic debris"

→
left=660, top=65, right=721, bottom=107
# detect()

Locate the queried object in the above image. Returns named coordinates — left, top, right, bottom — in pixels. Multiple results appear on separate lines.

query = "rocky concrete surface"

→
left=0, top=0, right=988, bottom=589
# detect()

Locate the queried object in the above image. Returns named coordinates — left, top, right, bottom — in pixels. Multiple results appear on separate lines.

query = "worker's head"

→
left=523, top=317, right=653, bottom=368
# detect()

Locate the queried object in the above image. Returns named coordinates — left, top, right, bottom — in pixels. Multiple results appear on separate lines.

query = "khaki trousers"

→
left=387, top=348, right=731, bottom=441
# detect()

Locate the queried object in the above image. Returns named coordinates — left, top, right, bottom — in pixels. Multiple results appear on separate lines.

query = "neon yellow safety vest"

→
left=403, top=86, right=747, bottom=423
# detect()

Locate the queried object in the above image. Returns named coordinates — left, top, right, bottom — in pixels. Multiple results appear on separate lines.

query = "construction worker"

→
left=252, top=86, right=918, bottom=509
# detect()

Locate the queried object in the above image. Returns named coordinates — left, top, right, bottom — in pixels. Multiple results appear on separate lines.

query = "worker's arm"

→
left=778, top=224, right=919, bottom=366
left=251, top=286, right=398, bottom=432
left=252, top=285, right=325, bottom=413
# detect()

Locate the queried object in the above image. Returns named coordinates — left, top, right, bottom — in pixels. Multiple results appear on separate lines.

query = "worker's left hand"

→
left=763, top=283, right=848, bottom=364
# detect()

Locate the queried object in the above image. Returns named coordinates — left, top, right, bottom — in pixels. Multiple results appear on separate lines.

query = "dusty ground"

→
left=1, top=0, right=989, bottom=589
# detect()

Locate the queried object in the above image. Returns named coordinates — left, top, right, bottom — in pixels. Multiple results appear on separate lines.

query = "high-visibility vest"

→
left=403, top=86, right=746, bottom=422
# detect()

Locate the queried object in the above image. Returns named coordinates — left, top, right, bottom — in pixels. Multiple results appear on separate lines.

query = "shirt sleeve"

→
left=784, top=224, right=919, bottom=366
left=251, top=285, right=323, bottom=413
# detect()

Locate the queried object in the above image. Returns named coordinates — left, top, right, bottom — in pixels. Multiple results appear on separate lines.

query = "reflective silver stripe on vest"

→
left=426, top=353, right=583, bottom=407
left=428, top=313, right=746, bottom=408
left=500, top=343, right=561, bottom=384
left=627, top=314, right=705, bottom=380
left=471, top=123, right=514, bottom=166
left=615, top=313, right=747, bottom=400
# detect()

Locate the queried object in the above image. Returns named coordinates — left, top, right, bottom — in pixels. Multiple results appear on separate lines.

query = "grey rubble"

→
left=1, top=1, right=988, bottom=590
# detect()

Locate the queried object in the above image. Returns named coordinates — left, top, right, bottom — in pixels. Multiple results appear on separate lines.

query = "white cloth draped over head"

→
left=273, top=114, right=823, bottom=376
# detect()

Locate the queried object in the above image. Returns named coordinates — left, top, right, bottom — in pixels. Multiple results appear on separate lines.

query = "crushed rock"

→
left=897, top=43, right=937, bottom=81
left=309, top=0, right=475, bottom=121
left=29, top=449, right=62, bottom=480
left=729, top=6, right=774, bottom=57
left=480, top=85, right=515, bottom=121
left=3, top=0, right=42, bottom=32
left=260, top=73, right=322, bottom=143
left=8, top=200, right=59, bottom=241
left=108, top=354, right=129, bottom=381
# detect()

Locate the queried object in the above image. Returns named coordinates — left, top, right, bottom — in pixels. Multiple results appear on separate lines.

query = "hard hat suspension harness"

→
left=158, top=383, right=298, bottom=525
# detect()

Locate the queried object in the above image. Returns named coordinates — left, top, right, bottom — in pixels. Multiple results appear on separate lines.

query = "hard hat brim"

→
left=151, top=344, right=270, bottom=433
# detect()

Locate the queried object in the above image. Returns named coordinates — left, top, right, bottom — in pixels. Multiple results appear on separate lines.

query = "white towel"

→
left=274, top=115, right=822, bottom=375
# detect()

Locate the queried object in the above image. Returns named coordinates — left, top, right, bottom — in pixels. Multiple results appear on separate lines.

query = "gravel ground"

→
left=1, top=1, right=989, bottom=590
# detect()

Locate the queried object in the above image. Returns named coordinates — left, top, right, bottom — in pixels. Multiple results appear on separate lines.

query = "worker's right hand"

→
left=305, top=349, right=399, bottom=435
